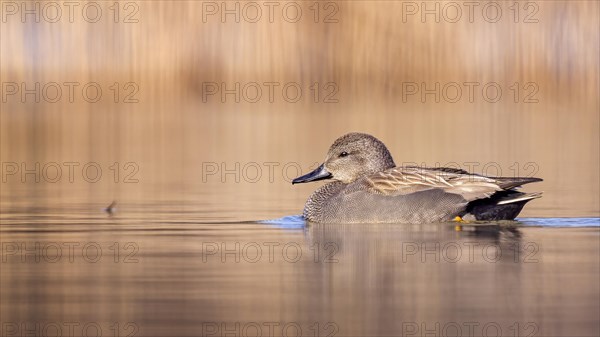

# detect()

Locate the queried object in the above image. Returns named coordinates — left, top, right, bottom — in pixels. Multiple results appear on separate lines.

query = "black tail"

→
left=463, top=189, right=543, bottom=221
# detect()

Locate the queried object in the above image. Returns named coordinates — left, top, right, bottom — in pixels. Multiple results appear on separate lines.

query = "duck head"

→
left=292, top=133, right=396, bottom=185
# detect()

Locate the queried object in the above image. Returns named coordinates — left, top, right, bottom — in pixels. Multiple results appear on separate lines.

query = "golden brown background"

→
left=1, top=0, right=598, bottom=218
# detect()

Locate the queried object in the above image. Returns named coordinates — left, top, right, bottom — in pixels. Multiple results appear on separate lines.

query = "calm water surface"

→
left=1, top=201, right=598, bottom=337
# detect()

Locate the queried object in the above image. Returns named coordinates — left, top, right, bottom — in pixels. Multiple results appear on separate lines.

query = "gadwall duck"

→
left=292, top=133, right=543, bottom=223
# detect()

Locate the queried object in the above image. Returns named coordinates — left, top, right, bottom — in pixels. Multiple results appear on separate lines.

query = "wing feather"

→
left=364, top=167, right=502, bottom=201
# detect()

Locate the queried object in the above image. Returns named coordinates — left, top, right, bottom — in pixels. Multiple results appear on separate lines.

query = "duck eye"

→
left=339, top=151, right=349, bottom=158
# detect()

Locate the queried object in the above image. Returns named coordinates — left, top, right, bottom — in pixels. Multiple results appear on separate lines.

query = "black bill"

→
left=292, top=164, right=332, bottom=184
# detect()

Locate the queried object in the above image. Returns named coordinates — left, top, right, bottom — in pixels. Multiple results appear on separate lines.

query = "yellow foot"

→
left=453, top=216, right=471, bottom=228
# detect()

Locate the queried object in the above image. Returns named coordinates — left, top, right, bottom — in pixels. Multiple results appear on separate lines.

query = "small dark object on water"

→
left=104, top=201, right=117, bottom=215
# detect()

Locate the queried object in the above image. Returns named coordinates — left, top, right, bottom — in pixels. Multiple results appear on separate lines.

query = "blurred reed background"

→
left=1, top=0, right=598, bottom=218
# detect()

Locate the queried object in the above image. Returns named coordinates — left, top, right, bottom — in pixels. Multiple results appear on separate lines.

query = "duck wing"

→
left=363, top=166, right=541, bottom=202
